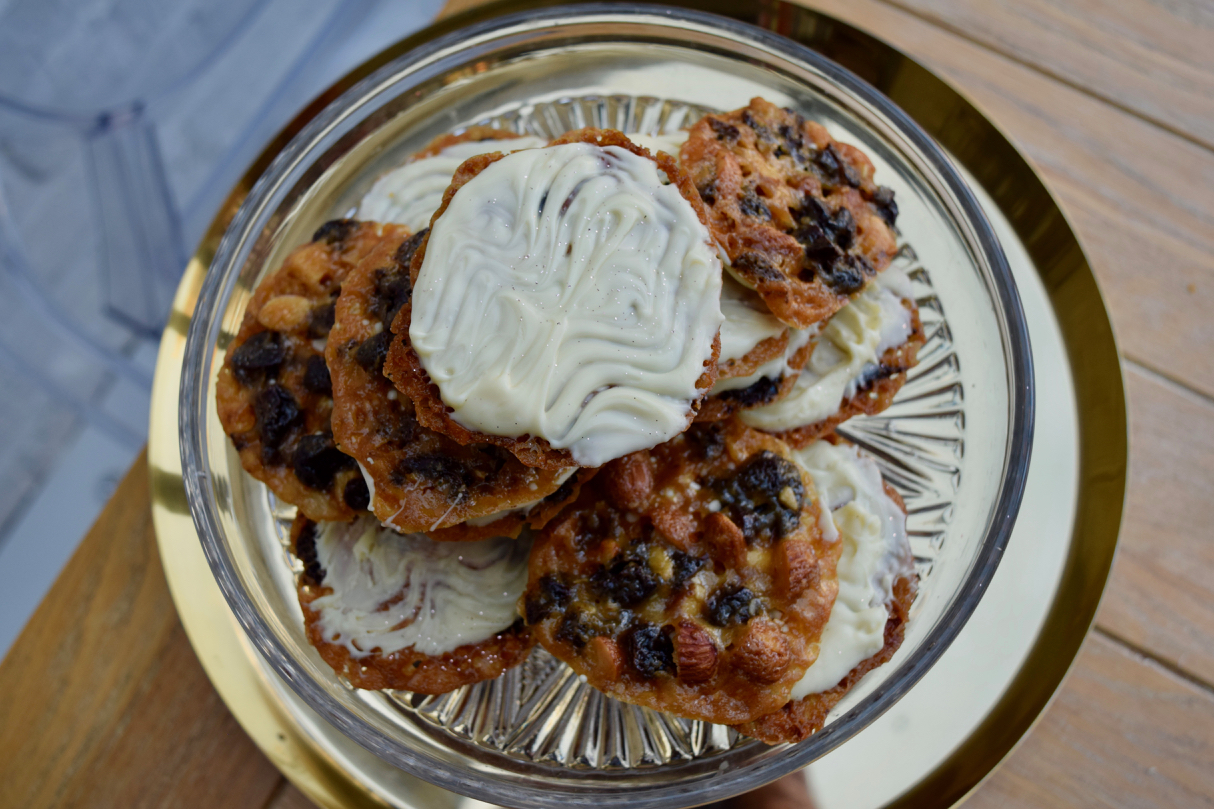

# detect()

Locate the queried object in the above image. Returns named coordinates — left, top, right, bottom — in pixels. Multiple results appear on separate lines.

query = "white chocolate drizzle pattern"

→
left=410, top=142, right=723, bottom=467
left=311, top=517, right=529, bottom=658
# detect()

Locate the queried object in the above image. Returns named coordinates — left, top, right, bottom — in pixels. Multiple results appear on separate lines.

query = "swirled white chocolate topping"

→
left=410, top=142, right=724, bottom=467
left=310, top=517, right=529, bottom=658
left=740, top=268, right=913, bottom=430
left=788, top=441, right=912, bottom=697
left=357, top=136, right=548, bottom=231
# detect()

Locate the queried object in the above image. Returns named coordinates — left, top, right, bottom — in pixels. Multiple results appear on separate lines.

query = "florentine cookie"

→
left=292, top=514, right=535, bottom=693
left=714, top=275, right=792, bottom=383
left=521, top=419, right=840, bottom=725
left=697, top=323, right=818, bottom=423
left=216, top=220, right=395, bottom=521
left=326, top=227, right=589, bottom=538
left=358, top=127, right=547, bottom=231
left=737, top=440, right=917, bottom=743
left=766, top=324, right=923, bottom=448
left=738, top=575, right=913, bottom=743
left=741, top=268, right=923, bottom=447
left=412, top=125, right=538, bottom=160
left=680, top=98, right=899, bottom=329
left=385, top=128, right=722, bottom=470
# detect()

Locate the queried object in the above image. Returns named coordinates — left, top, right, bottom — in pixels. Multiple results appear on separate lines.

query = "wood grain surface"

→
left=2, top=0, right=1213, bottom=807
left=886, top=0, right=1214, bottom=149
left=0, top=455, right=282, bottom=809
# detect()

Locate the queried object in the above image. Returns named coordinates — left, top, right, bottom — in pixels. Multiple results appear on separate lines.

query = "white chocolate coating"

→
left=409, top=142, right=723, bottom=467
left=716, top=274, right=787, bottom=366
left=357, top=136, right=548, bottom=230
left=629, top=130, right=690, bottom=159
left=712, top=321, right=817, bottom=395
left=740, top=268, right=914, bottom=430
left=310, top=518, right=529, bottom=658
left=788, top=441, right=913, bottom=697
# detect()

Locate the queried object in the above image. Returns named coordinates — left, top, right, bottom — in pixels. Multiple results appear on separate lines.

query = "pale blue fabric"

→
left=0, top=0, right=444, bottom=657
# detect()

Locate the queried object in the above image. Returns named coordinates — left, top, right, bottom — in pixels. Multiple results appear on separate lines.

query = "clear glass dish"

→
left=179, top=5, right=1034, bottom=806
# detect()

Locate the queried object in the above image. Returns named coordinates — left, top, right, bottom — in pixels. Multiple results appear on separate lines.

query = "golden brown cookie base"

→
left=736, top=569, right=917, bottom=744
left=216, top=221, right=399, bottom=521
left=424, top=468, right=599, bottom=542
left=385, top=128, right=721, bottom=470
left=773, top=302, right=925, bottom=449
left=680, top=98, right=898, bottom=329
left=522, top=419, right=840, bottom=725
left=327, top=228, right=587, bottom=535
left=290, top=516, right=535, bottom=694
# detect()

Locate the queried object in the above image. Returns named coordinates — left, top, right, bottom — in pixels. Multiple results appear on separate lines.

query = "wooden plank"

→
left=0, top=455, right=283, bottom=809
left=1093, top=364, right=1214, bottom=687
left=794, top=0, right=1214, bottom=400
left=1052, top=192, right=1211, bottom=397
left=964, top=632, right=1214, bottom=808
left=886, top=0, right=1214, bottom=149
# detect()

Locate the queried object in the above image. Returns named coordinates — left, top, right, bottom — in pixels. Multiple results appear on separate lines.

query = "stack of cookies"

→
left=217, top=98, right=920, bottom=744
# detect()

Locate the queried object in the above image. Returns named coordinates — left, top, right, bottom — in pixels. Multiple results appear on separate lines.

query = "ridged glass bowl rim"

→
left=179, top=5, right=1034, bottom=805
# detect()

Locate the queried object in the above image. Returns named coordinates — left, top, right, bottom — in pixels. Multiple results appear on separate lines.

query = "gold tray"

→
left=148, top=1, right=1126, bottom=806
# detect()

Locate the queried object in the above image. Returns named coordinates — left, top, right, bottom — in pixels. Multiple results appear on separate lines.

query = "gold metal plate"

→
left=148, top=1, right=1126, bottom=806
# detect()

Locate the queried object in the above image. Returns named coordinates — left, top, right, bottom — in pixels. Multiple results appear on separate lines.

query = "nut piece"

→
left=778, top=485, right=800, bottom=511
left=258, top=295, right=314, bottom=332
left=674, top=620, right=718, bottom=683
left=604, top=451, right=654, bottom=511
left=587, top=636, right=624, bottom=681
left=652, top=504, right=696, bottom=550
left=732, top=619, right=791, bottom=684
left=774, top=539, right=819, bottom=600
left=703, top=512, right=748, bottom=570
left=289, top=247, right=338, bottom=291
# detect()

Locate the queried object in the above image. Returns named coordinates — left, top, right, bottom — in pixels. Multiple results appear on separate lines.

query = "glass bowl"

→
left=179, top=5, right=1033, bottom=807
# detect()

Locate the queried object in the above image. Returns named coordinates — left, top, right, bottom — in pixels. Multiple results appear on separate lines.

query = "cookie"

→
left=766, top=325, right=923, bottom=448
left=737, top=439, right=917, bottom=743
left=216, top=220, right=397, bottom=521
left=715, top=275, right=792, bottom=382
left=385, top=128, right=722, bottom=470
left=358, top=127, right=547, bottom=232
left=521, top=419, right=840, bottom=725
left=292, top=514, right=535, bottom=693
left=737, top=573, right=914, bottom=743
left=741, top=267, right=922, bottom=446
left=326, top=226, right=589, bottom=538
left=680, top=97, right=898, bottom=329
left=698, top=323, right=818, bottom=423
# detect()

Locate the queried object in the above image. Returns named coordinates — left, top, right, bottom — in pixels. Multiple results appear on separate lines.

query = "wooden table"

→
left=2, top=0, right=1212, bottom=806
